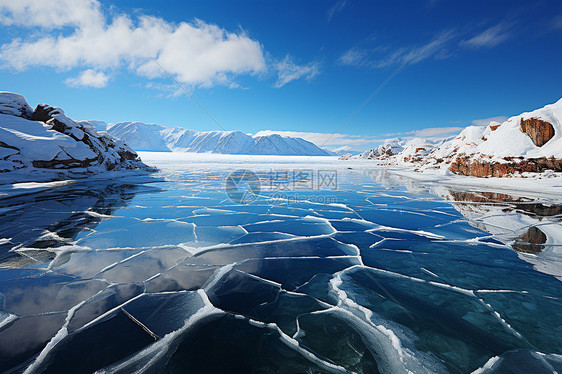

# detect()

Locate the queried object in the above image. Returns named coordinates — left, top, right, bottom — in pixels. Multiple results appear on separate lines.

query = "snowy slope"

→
left=107, top=122, right=171, bottom=152
left=100, top=121, right=329, bottom=155
left=0, top=92, right=151, bottom=181
left=420, top=98, right=562, bottom=173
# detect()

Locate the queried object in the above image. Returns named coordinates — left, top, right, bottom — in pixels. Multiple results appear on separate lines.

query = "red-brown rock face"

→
left=449, top=156, right=562, bottom=177
left=520, top=117, right=555, bottom=147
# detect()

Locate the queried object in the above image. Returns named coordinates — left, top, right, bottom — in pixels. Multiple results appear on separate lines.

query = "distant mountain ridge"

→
left=82, top=121, right=330, bottom=156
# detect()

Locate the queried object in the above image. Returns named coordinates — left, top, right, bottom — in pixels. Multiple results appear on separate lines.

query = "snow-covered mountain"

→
left=0, top=92, right=151, bottom=180
left=345, top=98, right=562, bottom=177
left=86, top=121, right=330, bottom=156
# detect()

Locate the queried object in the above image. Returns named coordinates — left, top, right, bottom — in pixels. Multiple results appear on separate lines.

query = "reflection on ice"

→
left=0, top=160, right=561, bottom=373
left=439, top=188, right=562, bottom=281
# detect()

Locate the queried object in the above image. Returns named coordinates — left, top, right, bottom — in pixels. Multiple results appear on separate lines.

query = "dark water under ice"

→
left=0, top=157, right=561, bottom=373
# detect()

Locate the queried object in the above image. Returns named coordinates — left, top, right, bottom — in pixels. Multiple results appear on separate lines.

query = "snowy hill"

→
left=0, top=92, right=151, bottom=181
left=340, top=137, right=445, bottom=164
left=86, top=121, right=329, bottom=156
left=420, top=98, right=562, bottom=176
left=346, top=98, right=562, bottom=177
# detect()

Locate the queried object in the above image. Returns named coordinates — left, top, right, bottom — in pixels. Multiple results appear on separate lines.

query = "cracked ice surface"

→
left=0, top=153, right=561, bottom=373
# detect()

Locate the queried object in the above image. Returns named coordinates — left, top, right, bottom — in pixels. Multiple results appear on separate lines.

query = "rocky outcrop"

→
left=449, top=156, right=562, bottom=177
left=0, top=92, right=152, bottom=176
left=0, top=92, right=33, bottom=118
left=520, top=117, right=555, bottom=147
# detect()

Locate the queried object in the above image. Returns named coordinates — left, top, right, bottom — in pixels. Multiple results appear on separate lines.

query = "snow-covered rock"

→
left=341, top=137, right=443, bottom=165
left=0, top=92, right=33, bottom=118
left=102, top=121, right=329, bottom=156
left=421, top=98, right=562, bottom=177
left=357, top=138, right=405, bottom=159
left=0, top=92, right=151, bottom=180
left=348, top=98, right=562, bottom=177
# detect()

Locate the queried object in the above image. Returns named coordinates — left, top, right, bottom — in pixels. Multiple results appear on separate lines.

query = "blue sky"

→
left=1, top=0, right=561, bottom=151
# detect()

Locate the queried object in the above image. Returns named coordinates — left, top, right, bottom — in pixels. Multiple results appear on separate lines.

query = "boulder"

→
left=520, top=117, right=555, bottom=147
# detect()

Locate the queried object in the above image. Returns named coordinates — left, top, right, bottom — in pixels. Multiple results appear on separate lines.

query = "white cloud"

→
left=0, top=0, right=103, bottom=28
left=471, top=116, right=508, bottom=126
left=461, top=23, right=512, bottom=49
left=65, top=69, right=109, bottom=88
left=327, top=1, right=346, bottom=21
left=273, top=56, right=320, bottom=88
left=0, top=0, right=267, bottom=88
left=253, top=130, right=381, bottom=146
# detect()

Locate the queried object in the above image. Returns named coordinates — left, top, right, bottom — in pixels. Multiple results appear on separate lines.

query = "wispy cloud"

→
left=273, top=56, right=320, bottom=88
left=65, top=69, right=110, bottom=88
left=383, top=30, right=456, bottom=67
left=471, top=116, right=508, bottom=126
left=460, top=22, right=513, bottom=49
left=339, top=30, right=456, bottom=69
left=327, top=0, right=346, bottom=21
left=337, top=47, right=369, bottom=67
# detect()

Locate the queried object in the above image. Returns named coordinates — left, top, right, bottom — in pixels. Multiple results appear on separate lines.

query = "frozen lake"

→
left=0, top=153, right=561, bottom=373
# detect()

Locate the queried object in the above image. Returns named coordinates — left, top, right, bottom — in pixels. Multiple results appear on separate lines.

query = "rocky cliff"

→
left=0, top=92, right=152, bottom=179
